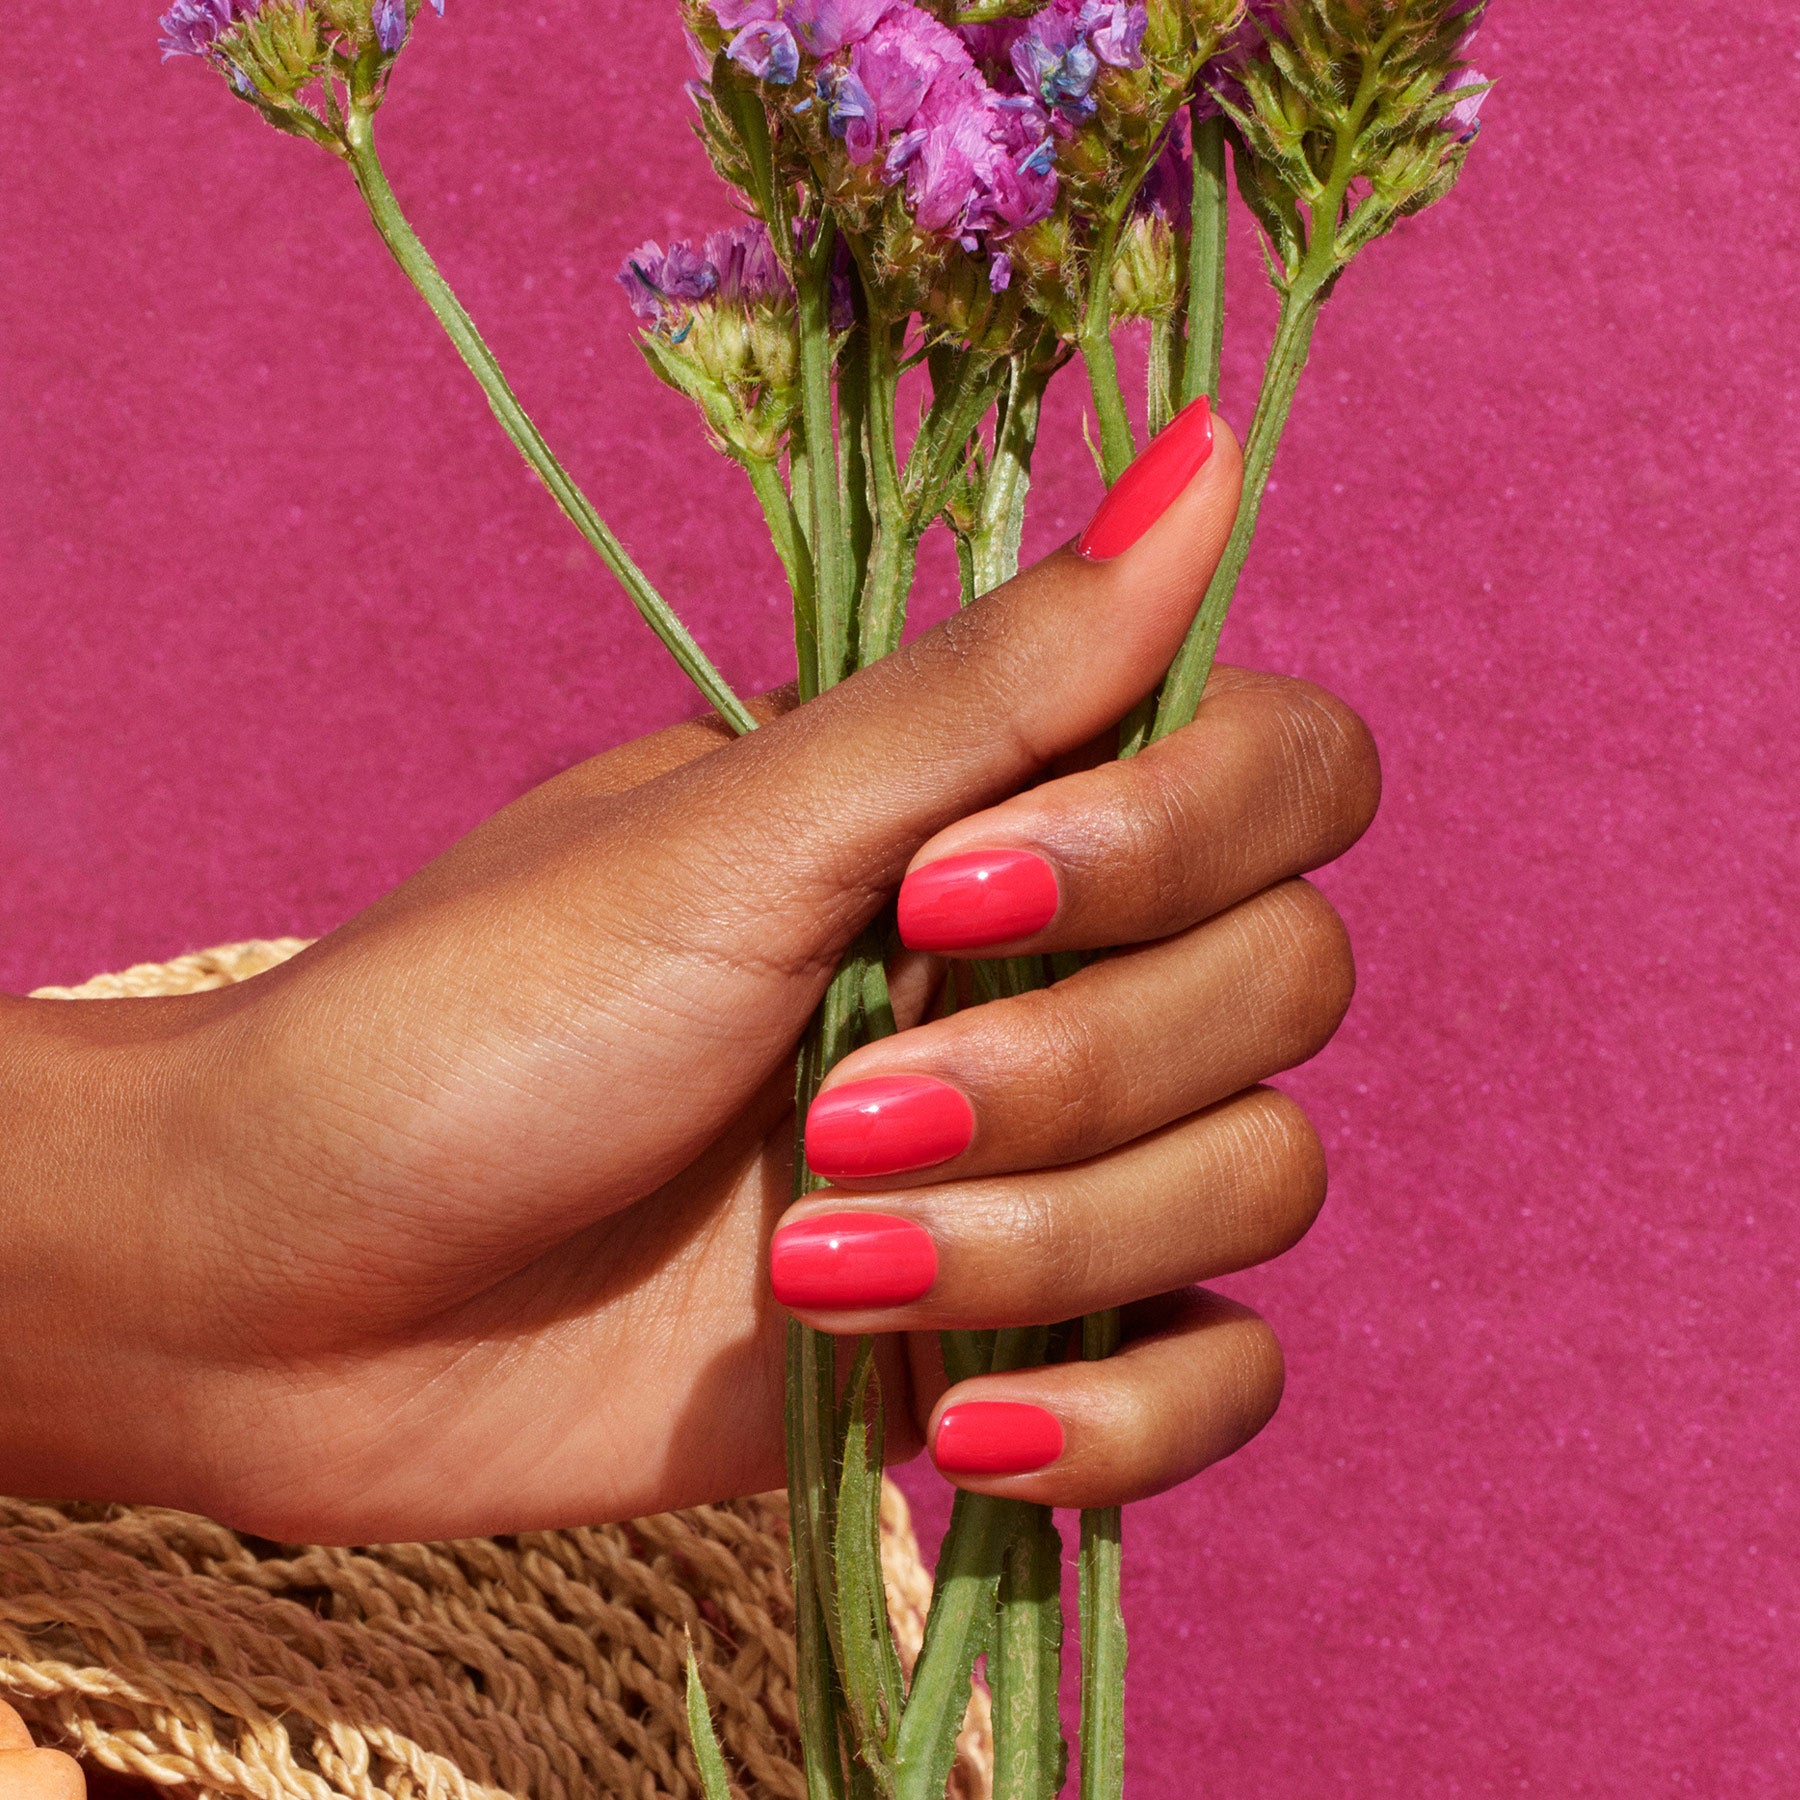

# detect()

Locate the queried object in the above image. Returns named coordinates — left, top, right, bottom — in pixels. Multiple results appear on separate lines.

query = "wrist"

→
left=0, top=992, right=213, bottom=1508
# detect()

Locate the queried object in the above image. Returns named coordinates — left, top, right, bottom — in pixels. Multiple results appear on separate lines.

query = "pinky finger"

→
left=924, top=1290, right=1284, bottom=1510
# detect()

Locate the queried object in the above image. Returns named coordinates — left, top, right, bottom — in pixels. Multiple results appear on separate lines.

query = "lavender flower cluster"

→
left=617, top=222, right=792, bottom=328
left=703, top=0, right=1155, bottom=289
left=158, top=0, right=442, bottom=65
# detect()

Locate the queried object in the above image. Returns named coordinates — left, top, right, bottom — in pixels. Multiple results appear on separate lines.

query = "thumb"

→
left=668, top=399, right=1243, bottom=954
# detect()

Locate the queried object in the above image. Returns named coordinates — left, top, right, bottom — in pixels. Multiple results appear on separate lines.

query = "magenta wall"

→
left=4, top=5, right=1796, bottom=1793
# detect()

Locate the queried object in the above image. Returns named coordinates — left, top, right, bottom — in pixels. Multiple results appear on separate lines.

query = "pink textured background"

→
left=4, top=4, right=1796, bottom=1792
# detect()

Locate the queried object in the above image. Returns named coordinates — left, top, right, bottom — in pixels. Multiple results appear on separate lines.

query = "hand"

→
left=1, top=413, right=1378, bottom=1541
left=0, top=1705, right=82, bottom=1800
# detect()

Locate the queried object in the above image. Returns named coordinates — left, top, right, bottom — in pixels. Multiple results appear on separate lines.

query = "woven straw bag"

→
left=7, top=943, right=992, bottom=1800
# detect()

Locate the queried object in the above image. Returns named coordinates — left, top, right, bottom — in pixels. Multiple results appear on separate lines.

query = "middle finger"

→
left=805, top=877, right=1353, bottom=1186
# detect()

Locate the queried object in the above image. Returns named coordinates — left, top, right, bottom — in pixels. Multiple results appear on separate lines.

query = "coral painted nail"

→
left=1077, top=394, right=1214, bottom=561
left=806, top=1075, right=975, bottom=1179
left=933, top=1402, right=1065, bottom=1476
left=896, top=849, right=1059, bottom=953
left=770, top=1212, right=938, bottom=1311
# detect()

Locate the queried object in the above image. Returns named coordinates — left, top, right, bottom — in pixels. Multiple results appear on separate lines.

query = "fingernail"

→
left=1077, top=394, right=1214, bottom=561
left=806, top=1075, right=976, bottom=1179
left=897, top=849, right=1059, bottom=953
left=933, top=1402, right=1065, bottom=1476
left=770, top=1212, right=939, bottom=1311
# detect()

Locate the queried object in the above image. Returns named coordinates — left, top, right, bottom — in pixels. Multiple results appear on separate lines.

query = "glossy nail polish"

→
left=896, top=849, right=1059, bottom=953
left=933, top=1402, right=1065, bottom=1476
left=806, top=1075, right=975, bottom=1179
left=770, top=1212, right=938, bottom=1311
left=1077, top=394, right=1214, bottom=561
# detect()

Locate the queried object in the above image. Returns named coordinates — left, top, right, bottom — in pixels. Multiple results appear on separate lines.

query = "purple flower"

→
left=619, top=225, right=793, bottom=329
left=157, top=0, right=252, bottom=60
left=903, top=100, right=987, bottom=235
left=1441, top=66, right=1489, bottom=142
left=1133, top=125, right=1190, bottom=228
left=788, top=0, right=896, bottom=58
left=705, top=0, right=1060, bottom=253
left=844, top=5, right=973, bottom=151
left=974, top=95, right=1057, bottom=232
left=897, top=83, right=1055, bottom=241
left=728, top=18, right=801, bottom=82
left=1010, top=4, right=1099, bottom=123
left=1193, top=0, right=1284, bottom=120
left=703, top=222, right=792, bottom=304
left=819, top=66, right=881, bottom=161
left=1085, top=0, right=1146, bottom=70
left=988, top=251, right=1012, bottom=292
left=957, top=19, right=1025, bottom=78
left=372, top=0, right=407, bottom=52
left=617, top=238, right=720, bottom=325
left=1002, top=0, right=1144, bottom=122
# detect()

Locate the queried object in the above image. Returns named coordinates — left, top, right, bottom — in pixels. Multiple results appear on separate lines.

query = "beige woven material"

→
left=10, top=944, right=991, bottom=1800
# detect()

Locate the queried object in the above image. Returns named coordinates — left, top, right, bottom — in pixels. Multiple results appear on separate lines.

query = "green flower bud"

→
left=1110, top=210, right=1181, bottom=320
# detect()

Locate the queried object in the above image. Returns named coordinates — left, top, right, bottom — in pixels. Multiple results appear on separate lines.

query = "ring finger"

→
left=772, top=1086, right=1325, bottom=1334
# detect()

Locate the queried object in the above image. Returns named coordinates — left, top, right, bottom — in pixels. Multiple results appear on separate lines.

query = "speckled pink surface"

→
left=3, top=4, right=1796, bottom=1792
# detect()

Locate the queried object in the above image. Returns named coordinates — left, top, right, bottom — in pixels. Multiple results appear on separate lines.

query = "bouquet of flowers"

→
left=160, top=0, right=1489, bottom=1792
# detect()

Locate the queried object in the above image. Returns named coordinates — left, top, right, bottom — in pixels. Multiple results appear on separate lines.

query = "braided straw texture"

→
left=12, top=943, right=992, bottom=1800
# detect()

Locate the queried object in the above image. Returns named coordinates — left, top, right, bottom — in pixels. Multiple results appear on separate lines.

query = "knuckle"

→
left=1114, top=755, right=1218, bottom=919
left=1004, top=1179, right=1088, bottom=1317
left=1007, top=988, right=1128, bottom=1156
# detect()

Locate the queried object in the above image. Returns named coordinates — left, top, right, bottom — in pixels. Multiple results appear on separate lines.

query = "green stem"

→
left=1077, top=1312, right=1126, bottom=1800
left=341, top=110, right=755, bottom=735
left=799, top=220, right=852, bottom=686
left=742, top=451, right=819, bottom=697
left=972, top=355, right=1048, bottom=597
left=1148, top=285, right=1322, bottom=742
left=892, top=1327, right=1049, bottom=1800
left=905, top=347, right=1003, bottom=527
left=1078, top=217, right=1136, bottom=486
left=1182, top=108, right=1229, bottom=410
left=1147, top=316, right=1180, bottom=439
left=994, top=1506, right=1066, bottom=1800
left=839, top=316, right=875, bottom=637
left=953, top=530, right=978, bottom=610
left=858, top=316, right=913, bottom=667
left=787, top=930, right=899, bottom=1795
left=789, top=1311, right=851, bottom=1800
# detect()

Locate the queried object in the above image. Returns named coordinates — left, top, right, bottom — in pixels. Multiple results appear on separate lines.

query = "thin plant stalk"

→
left=798, top=221, right=854, bottom=686
left=1147, top=315, right=1181, bottom=438
left=1078, top=214, right=1138, bottom=485
left=1152, top=19, right=1409, bottom=738
left=1077, top=1310, right=1127, bottom=1800
left=1182, top=108, right=1230, bottom=410
left=858, top=314, right=914, bottom=666
left=891, top=1325, right=1050, bottom=1800
left=340, top=109, right=756, bottom=736
left=1149, top=288, right=1321, bottom=738
left=973, top=354, right=1050, bottom=596
left=993, top=1504, right=1066, bottom=1800
left=839, top=317, right=876, bottom=618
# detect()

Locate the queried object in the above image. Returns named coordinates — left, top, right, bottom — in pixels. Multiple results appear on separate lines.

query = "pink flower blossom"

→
left=1441, top=67, right=1489, bottom=142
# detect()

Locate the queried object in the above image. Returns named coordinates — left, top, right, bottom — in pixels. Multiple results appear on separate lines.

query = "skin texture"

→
left=0, top=1704, right=84, bottom=1800
left=0, top=416, right=1381, bottom=1544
